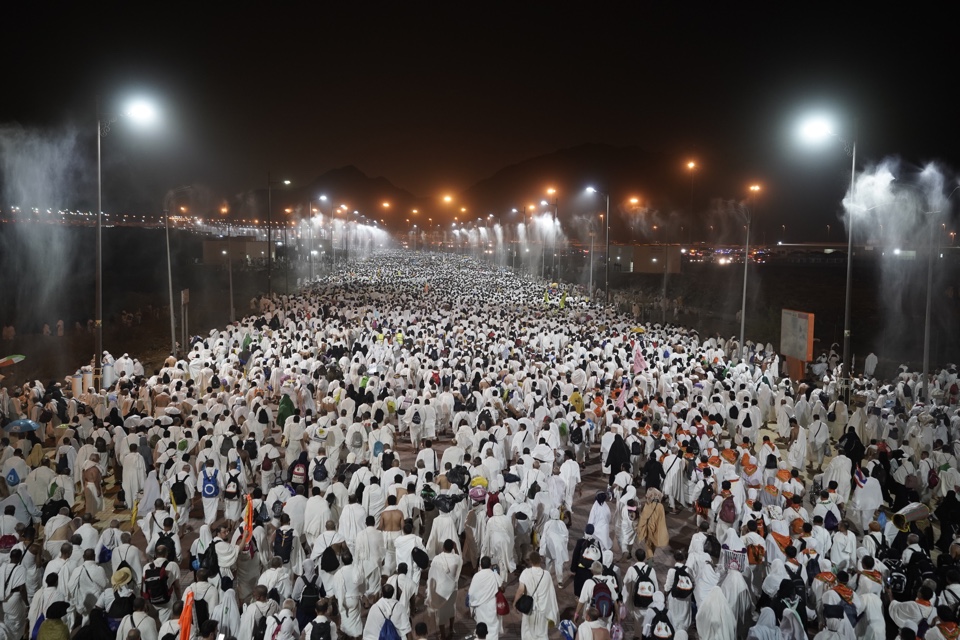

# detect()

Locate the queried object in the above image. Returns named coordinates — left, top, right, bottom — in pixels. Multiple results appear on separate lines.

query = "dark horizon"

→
left=2, top=6, right=958, bottom=239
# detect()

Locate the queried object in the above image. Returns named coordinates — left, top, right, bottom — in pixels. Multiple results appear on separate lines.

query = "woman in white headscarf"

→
left=685, top=535, right=719, bottom=606
left=540, top=508, right=569, bottom=585
left=696, top=586, right=736, bottom=640
left=720, top=566, right=753, bottom=639
left=821, top=454, right=853, bottom=503
left=211, top=588, right=241, bottom=638
left=138, top=469, right=161, bottom=516
left=587, top=491, right=612, bottom=550
left=616, top=486, right=639, bottom=560
left=482, top=503, right=516, bottom=575
left=190, top=524, right=214, bottom=571
left=759, top=559, right=788, bottom=608
left=746, top=608, right=781, bottom=640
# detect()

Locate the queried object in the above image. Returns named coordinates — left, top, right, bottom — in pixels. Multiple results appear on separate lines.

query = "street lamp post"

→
left=800, top=115, right=856, bottom=398
left=740, top=185, right=761, bottom=362
left=266, top=173, right=290, bottom=297
left=96, top=98, right=157, bottom=386
left=586, top=188, right=611, bottom=304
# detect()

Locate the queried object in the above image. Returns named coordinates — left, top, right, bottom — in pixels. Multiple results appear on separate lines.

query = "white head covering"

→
left=695, top=586, right=736, bottom=640
left=212, top=588, right=241, bottom=637
left=746, top=608, right=781, bottom=640
left=762, top=559, right=788, bottom=597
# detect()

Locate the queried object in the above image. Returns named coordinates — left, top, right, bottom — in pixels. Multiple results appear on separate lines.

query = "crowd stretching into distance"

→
left=0, top=253, right=958, bottom=640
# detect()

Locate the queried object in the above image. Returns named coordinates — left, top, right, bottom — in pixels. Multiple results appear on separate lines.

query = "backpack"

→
left=747, top=544, right=766, bottom=565
left=143, top=562, right=172, bottom=605
left=697, top=485, right=715, bottom=509
left=220, top=435, right=234, bottom=457
left=632, top=564, right=656, bottom=608
left=97, top=545, right=114, bottom=564
left=313, top=457, right=329, bottom=482
left=868, top=532, right=890, bottom=560
left=4, top=469, right=19, bottom=487
left=319, top=545, right=340, bottom=573
left=551, top=384, right=562, bottom=400
left=262, top=454, right=275, bottom=472
left=299, top=575, right=323, bottom=619
left=56, top=453, right=70, bottom=475
left=718, top=495, right=736, bottom=524
left=378, top=603, right=402, bottom=640
left=411, top=410, right=422, bottom=425
left=373, top=440, right=384, bottom=457
left=202, top=470, right=220, bottom=498
left=804, top=555, right=822, bottom=586
left=650, top=608, right=675, bottom=639
left=571, top=426, right=584, bottom=445
left=310, top=621, right=332, bottom=640
left=193, top=590, right=210, bottom=626
left=351, top=431, right=364, bottom=449
left=252, top=614, right=269, bottom=640
left=211, top=375, right=221, bottom=389
left=908, top=550, right=937, bottom=594
left=929, top=466, right=940, bottom=489
left=887, top=559, right=908, bottom=598
left=155, top=532, right=177, bottom=561
left=421, top=485, right=437, bottom=511
left=630, top=439, right=643, bottom=456
left=785, top=564, right=808, bottom=605
left=200, top=540, right=220, bottom=574
left=106, top=594, right=135, bottom=632
left=274, top=528, right=294, bottom=564
left=823, top=509, right=839, bottom=531
left=411, top=546, right=429, bottom=570
left=670, top=566, right=694, bottom=599
left=224, top=473, right=241, bottom=500
left=291, top=462, right=307, bottom=485
left=244, top=439, right=259, bottom=461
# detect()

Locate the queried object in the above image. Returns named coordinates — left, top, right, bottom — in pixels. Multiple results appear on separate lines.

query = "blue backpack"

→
left=202, top=470, right=220, bottom=498
left=378, top=603, right=402, bottom=640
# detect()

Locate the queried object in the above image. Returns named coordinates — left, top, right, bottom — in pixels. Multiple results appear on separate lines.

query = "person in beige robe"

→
left=636, top=488, right=669, bottom=560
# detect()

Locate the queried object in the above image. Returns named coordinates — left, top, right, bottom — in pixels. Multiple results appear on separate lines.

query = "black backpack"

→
left=193, top=590, right=210, bottom=626
left=274, top=528, right=294, bottom=564
left=298, top=576, right=323, bottom=618
left=319, top=545, right=340, bottom=573
left=252, top=614, right=269, bottom=640
left=200, top=540, right=220, bottom=574
left=171, top=476, right=189, bottom=506
left=56, top=453, right=70, bottom=475
left=143, top=562, right=172, bottom=605
left=697, top=485, right=715, bottom=509
left=786, top=563, right=808, bottom=606
left=244, top=439, right=259, bottom=461
left=155, top=532, right=177, bottom=561
left=631, top=439, right=643, bottom=456
left=632, top=564, right=656, bottom=608
left=220, top=436, right=234, bottom=457
left=570, top=426, right=584, bottom=445
left=908, top=550, right=937, bottom=594
left=310, top=621, right=331, bottom=640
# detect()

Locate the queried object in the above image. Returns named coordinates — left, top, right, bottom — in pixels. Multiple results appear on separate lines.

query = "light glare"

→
left=799, top=116, right=834, bottom=143
left=125, top=100, right=157, bottom=123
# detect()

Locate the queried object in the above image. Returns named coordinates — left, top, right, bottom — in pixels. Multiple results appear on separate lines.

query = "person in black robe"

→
left=569, top=524, right=601, bottom=597
left=644, top=452, right=664, bottom=491
left=605, top=432, right=632, bottom=486
left=936, top=491, right=960, bottom=553
left=838, top=426, right=865, bottom=470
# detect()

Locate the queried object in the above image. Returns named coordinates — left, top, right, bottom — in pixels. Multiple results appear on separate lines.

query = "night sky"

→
left=2, top=4, right=957, bottom=237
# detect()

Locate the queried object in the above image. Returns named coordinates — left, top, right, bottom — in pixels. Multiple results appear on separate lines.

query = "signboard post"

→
left=780, top=309, right=815, bottom=380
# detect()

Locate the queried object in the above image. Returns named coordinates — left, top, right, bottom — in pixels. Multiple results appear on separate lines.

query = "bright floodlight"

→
left=282, top=180, right=291, bottom=185
left=320, top=195, right=327, bottom=201
left=125, top=100, right=157, bottom=123
left=586, top=187, right=596, bottom=194
left=799, top=116, right=834, bottom=142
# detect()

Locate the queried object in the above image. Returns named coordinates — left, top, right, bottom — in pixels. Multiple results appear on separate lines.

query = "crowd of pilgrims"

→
left=0, top=253, right=959, bottom=640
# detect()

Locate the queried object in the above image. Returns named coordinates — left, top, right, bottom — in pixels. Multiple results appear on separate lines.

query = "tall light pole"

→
left=266, top=173, right=290, bottom=297
left=586, top=187, right=610, bottom=303
left=96, top=98, right=157, bottom=386
left=222, top=206, right=235, bottom=323
left=740, top=184, right=761, bottom=362
left=799, top=115, right=856, bottom=398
